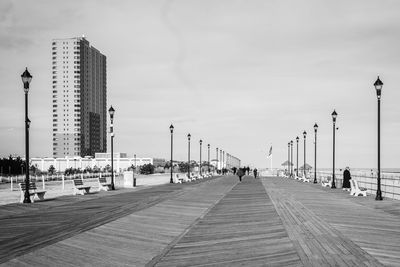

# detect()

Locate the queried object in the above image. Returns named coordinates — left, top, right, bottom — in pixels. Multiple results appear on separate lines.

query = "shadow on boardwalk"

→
left=1, top=176, right=400, bottom=266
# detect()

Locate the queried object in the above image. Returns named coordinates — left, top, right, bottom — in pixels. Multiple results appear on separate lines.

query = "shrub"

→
left=140, top=163, right=155, bottom=175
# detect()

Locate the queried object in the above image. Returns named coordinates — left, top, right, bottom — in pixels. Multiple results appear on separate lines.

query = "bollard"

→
left=42, top=175, right=45, bottom=190
left=10, top=176, right=13, bottom=191
left=133, top=172, right=136, bottom=187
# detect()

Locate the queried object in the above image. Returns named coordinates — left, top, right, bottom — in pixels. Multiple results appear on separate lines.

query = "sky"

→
left=1, top=0, right=400, bottom=169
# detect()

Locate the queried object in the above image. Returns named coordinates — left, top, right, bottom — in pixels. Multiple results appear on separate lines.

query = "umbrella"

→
left=299, top=163, right=312, bottom=170
left=281, top=160, right=294, bottom=166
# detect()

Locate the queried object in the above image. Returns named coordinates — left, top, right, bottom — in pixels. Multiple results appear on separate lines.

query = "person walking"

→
left=342, top=167, right=351, bottom=191
left=253, top=168, right=258, bottom=179
left=237, top=168, right=245, bottom=182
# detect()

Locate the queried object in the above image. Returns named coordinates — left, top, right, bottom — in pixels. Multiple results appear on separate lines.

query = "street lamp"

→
left=199, top=139, right=202, bottom=176
left=207, top=144, right=210, bottom=173
left=331, top=110, right=337, bottom=189
left=287, top=142, right=290, bottom=175
left=109, top=106, right=115, bottom=190
left=296, top=136, right=299, bottom=177
left=313, top=123, right=318, bottom=184
left=290, top=140, right=293, bottom=177
left=220, top=149, right=223, bottom=173
left=303, top=131, right=307, bottom=178
left=374, top=76, right=383, bottom=200
left=216, top=147, right=219, bottom=173
left=169, top=124, right=174, bottom=183
left=187, top=133, right=191, bottom=179
left=134, top=154, right=137, bottom=173
left=21, top=68, right=32, bottom=203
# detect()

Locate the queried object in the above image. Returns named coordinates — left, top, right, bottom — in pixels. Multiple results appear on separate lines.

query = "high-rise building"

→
left=51, top=37, right=107, bottom=158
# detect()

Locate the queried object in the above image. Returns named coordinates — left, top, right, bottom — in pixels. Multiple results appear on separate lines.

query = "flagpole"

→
left=271, top=154, right=273, bottom=174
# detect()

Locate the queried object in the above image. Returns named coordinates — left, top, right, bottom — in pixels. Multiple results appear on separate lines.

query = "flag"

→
left=267, top=146, right=272, bottom=158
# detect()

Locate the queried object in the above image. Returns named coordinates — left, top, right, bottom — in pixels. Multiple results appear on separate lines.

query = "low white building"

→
left=31, top=153, right=153, bottom=173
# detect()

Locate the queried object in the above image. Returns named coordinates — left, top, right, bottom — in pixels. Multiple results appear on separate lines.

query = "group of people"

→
left=236, top=167, right=258, bottom=182
left=235, top=166, right=353, bottom=188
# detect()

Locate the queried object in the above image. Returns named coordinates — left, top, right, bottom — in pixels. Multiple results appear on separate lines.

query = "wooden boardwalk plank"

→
left=153, top=178, right=302, bottom=267
left=1, top=176, right=236, bottom=266
left=2, top=176, right=400, bottom=266
left=263, top=177, right=400, bottom=266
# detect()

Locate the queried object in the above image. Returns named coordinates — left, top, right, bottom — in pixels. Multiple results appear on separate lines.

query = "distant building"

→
left=31, top=155, right=153, bottom=173
left=51, top=36, right=107, bottom=158
left=153, top=158, right=166, bottom=167
left=95, top=153, right=128, bottom=159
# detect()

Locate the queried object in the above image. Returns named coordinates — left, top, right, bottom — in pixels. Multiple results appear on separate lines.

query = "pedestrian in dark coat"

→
left=342, top=167, right=351, bottom=190
left=253, top=168, right=258, bottom=179
left=237, top=168, right=245, bottom=182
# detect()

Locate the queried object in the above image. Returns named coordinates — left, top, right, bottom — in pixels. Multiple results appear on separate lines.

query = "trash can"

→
left=123, top=171, right=136, bottom=188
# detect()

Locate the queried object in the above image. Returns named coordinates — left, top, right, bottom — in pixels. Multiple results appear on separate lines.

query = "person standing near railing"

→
left=343, top=167, right=351, bottom=191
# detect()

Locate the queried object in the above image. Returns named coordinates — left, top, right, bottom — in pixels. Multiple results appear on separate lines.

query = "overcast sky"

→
left=1, top=0, right=400, bottom=169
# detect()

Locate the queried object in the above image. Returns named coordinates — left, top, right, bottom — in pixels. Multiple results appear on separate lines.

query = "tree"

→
left=140, top=163, right=155, bottom=175
left=104, top=164, right=111, bottom=172
left=84, top=166, right=92, bottom=173
left=48, top=165, right=55, bottom=175
left=178, top=162, right=189, bottom=173
left=93, top=165, right=100, bottom=173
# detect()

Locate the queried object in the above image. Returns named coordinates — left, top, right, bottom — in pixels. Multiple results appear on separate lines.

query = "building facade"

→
left=31, top=156, right=154, bottom=173
left=51, top=37, right=107, bottom=158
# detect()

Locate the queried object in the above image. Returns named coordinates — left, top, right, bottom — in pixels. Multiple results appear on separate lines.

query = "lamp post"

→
left=287, top=142, right=290, bottom=175
left=216, top=147, right=219, bottom=173
left=21, top=68, right=32, bottom=203
left=313, top=123, right=318, bottom=183
left=109, top=106, right=115, bottom=190
left=331, top=110, right=337, bottom=189
left=187, top=134, right=191, bottom=178
left=290, top=140, right=293, bottom=177
left=303, top=131, right=307, bottom=178
left=134, top=154, right=137, bottom=173
left=220, top=149, right=223, bottom=173
left=296, top=136, right=299, bottom=177
left=374, top=76, right=383, bottom=200
left=207, top=144, right=210, bottom=173
left=199, top=139, right=203, bottom=176
left=169, top=124, right=174, bottom=183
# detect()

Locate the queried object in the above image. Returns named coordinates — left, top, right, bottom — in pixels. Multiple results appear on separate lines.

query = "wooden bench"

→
left=173, top=174, right=183, bottom=184
left=73, top=179, right=91, bottom=195
left=350, top=179, right=367, bottom=197
left=190, top=173, right=198, bottom=180
left=321, top=180, right=332, bottom=188
left=19, top=183, right=46, bottom=203
left=302, top=175, right=311, bottom=183
left=98, top=177, right=112, bottom=191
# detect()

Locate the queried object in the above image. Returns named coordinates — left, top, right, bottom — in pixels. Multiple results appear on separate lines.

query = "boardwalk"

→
left=1, top=175, right=400, bottom=266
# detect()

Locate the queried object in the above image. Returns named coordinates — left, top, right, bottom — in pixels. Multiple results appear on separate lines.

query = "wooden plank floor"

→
left=153, top=177, right=302, bottom=266
left=263, top=177, right=400, bottom=267
left=2, top=176, right=400, bottom=266
left=0, top=176, right=231, bottom=265
left=1, top=176, right=237, bottom=266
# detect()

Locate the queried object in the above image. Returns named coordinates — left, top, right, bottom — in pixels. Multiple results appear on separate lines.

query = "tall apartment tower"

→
left=52, top=37, right=107, bottom=158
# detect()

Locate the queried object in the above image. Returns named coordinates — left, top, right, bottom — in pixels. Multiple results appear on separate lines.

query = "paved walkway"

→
left=1, top=176, right=400, bottom=266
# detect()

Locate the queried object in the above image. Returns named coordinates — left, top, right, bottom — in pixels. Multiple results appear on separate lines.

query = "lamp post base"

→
left=375, top=190, right=383, bottom=200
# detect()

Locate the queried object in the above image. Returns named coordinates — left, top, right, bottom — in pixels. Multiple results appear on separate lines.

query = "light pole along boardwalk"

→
left=1, top=176, right=400, bottom=266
